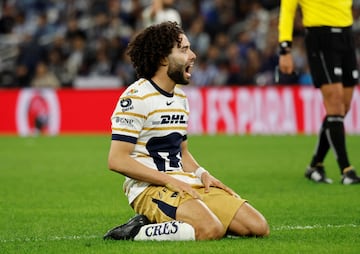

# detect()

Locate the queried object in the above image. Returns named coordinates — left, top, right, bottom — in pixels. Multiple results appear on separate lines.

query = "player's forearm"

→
left=181, top=149, right=201, bottom=174
left=109, top=154, right=174, bottom=186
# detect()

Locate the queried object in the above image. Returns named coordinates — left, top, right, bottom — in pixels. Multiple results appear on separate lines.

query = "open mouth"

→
left=185, top=64, right=193, bottom=78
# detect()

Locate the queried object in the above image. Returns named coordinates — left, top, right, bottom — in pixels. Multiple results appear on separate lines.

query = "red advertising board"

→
left=1, top=86, right=360, bottom=135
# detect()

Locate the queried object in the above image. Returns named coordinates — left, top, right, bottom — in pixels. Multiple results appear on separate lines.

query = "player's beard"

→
left=167, top=61, right=189, bottom=85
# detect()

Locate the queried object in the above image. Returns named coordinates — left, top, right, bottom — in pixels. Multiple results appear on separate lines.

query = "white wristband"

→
left=194, top=167, right=208, bottom=178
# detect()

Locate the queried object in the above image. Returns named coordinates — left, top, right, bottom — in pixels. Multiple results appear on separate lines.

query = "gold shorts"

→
left=132, top=185, right=246, bottom=230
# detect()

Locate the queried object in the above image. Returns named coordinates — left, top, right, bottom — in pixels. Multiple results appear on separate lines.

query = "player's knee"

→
left=195, top=221, right=225, bottom=240
left=253, top=219, right=270, bottom=237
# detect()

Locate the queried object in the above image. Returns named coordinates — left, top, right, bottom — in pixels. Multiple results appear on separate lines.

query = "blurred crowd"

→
left=0, top=0, right=360, bottom=89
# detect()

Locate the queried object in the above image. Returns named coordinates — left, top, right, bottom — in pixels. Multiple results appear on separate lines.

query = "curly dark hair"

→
left=127, top=21, right=184, bottom=80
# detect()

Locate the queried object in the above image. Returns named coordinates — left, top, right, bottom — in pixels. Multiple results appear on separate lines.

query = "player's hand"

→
left=200, top=172, right=240, bottom=198
left=279, top=54, right=294, bottom=74
left=165, top=180, right=202, bottom=200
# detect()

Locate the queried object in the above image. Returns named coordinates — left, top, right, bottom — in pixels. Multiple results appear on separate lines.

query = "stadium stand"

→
left=0, top=0, right=359, bottom=88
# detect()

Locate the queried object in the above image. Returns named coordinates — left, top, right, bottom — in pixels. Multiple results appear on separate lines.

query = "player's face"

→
left=167, top=34, right=196, bottom=85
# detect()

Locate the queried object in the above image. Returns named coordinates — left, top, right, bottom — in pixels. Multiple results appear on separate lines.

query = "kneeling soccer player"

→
left=103, top=21, right=269, bottom=241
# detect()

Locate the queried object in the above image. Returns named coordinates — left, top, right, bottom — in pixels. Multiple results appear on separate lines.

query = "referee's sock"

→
left=310, top=117, right=330, bottom=167
left=325, top=115, right=351, bottom=174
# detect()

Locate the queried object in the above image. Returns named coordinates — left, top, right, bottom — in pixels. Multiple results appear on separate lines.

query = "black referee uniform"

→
left=278, top=0, right=360, bottom=184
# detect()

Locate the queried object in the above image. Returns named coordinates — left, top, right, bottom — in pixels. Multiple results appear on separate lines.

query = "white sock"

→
left=133, top=221, right=195, bottom=241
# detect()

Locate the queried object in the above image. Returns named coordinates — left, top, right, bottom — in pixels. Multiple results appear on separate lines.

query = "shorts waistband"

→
left=305, top=26, right=352, bottom=33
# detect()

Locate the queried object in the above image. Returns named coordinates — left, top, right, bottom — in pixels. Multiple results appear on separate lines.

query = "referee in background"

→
left=278, top=0, right=360, bottom=184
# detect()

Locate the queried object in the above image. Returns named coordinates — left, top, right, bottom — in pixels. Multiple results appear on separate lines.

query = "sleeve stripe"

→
left=112, top=127, right=140, bottom=135
left=174, top=92, right=186, bottom=97
left=112, top=134, right=137, bottom=144
left=114, top=111, right=147, bottom=119
left=148, top=109, right=189, bottom=116
left=122, top=92, right=160, bottom=100
left=142, top=126, right=187, bottom=131
left=137, top=141, right=146, bottom=146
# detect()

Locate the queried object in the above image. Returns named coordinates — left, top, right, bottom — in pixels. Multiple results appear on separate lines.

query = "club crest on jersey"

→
left=120, top=98, right=134, bottom=112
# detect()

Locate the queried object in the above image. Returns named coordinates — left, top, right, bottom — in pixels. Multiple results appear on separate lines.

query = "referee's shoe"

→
left=341, top=168, right=360, bottom=185
left=103, top=214, right=150, bottom=240
left=305, top=165, right=333, bottom=184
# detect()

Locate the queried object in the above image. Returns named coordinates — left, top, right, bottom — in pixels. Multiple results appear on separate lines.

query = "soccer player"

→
left=103, top=21, right=269, bottom=241
left=278, top=0, right=360, bottom=184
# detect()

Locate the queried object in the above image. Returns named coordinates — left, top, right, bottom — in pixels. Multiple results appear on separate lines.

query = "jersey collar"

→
left=149, top=79, right=174, bottom=98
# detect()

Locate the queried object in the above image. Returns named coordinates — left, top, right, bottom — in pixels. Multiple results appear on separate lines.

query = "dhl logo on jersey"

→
left=151, top=114, right=187, bottom=125
left=160, top=114, right=187, bottom=124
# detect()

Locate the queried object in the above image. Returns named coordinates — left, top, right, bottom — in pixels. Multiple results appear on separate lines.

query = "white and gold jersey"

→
left=110, top=78, right=201, bottom=203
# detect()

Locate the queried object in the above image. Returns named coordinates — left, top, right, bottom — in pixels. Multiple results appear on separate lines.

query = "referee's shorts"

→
left=304, top=26, right=359, bottom=88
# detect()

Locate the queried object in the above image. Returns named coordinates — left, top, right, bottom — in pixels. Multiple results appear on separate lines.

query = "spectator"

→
left=191, top=56, right=219, bottom=87
left=186, top=16, right=210, bottom=58
left=247, top=0, right=270, bottom=51
left=106, top=0, right=135, bottom=40
left=11, top=10, right=28, bottom=41
left=201, top=0, right=236, bottom=40
left=213, top=58, right=230, bottom=85
left=32, top=12, right=57, bottom=44
left=47, top=47, right=72, bottom=87
left=115, top=52, right=136, bottom=86
left=0, top=4, right=16, bottom=34
left=140, top=0, right=181, bottom=28
left=65, top=31, right=88, bottom=81
left=86, top=11, right=110, bottom=48
left=30, top=61, right=61, bottom=89
left=225, top=42, right=242, bottom=85
left=14, top=64, right=31, bottom=88
left=234, top=29, right=260, bottom=85
left=89, top=48, right=112, bottom=76
left=15, top=33, right=45, bottom=86
left=65, top=15, right=86, bottom=42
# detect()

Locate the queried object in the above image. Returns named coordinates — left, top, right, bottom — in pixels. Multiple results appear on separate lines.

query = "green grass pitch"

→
left=1, top=134, right=360, bottom=253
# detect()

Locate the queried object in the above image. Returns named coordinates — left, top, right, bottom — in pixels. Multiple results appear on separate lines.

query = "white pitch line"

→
left=0, top=235, right=100, bottom=243
left=272, top=224, right=358, bottom=231
left=1, top=224, right=358, bottom=243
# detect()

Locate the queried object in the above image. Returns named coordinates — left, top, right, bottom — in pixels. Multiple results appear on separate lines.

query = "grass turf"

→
left=0, top=134, right=359, bottom=253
